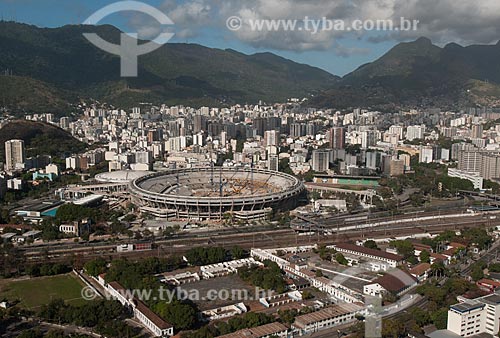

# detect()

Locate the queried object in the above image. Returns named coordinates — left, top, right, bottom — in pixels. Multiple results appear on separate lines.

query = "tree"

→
left=471, top=264, right=485, bottom=281
left=315, top=245, right=336, bottom=261
left=302, top=290, right=314, bottom=300
left=431, top=308, right=449, bottom=329
left=231, top=246, right=246, bottom=260
left=335, top=253, right=348, bottom=266
left=382, top=319, right=405, bottom=338
left=390, top=240, right=415, bottom=259
left=411, top=307, right=431, bottom=327
left=420, top=250, right=431, bottom=263
left=185, top=247, right=228, bottom=266
left=430, top=261, right=447, bottom=279
left=84, top=258, right=107, bottom=277
left=489, top=263, right=500, bottom=273
left=154, top=301, right=197, bottom=331
left=278, top=309, right=298, bottom=324
left=363, top=240, right=379, bottom=250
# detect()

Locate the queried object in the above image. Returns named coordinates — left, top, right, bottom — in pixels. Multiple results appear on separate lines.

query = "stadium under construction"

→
left=129, top=167, right=305, bottom=221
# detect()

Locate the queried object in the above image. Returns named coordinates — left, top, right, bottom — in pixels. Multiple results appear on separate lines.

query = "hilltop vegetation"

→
left=0, top=120, right=86, bottom=163
left=0, top=21, right=338, bottom=111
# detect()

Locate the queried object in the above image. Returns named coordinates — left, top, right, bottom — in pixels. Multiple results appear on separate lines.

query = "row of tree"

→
left=39, top=299, right=140, bottom=338
left=238, top=261, right=287, bottom=293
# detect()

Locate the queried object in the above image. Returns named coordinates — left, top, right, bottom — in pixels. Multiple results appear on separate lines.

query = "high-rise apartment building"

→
left=329, top=127, right=345, bottom=149
left=5, top=139, right=25, bottom=172
left=406, top=125, right=425, bottom=141
left=312, top=150, right=330, bottom=172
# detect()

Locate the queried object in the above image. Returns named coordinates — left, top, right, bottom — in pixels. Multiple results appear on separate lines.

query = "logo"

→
left=83, top=1, right=175, bottom=77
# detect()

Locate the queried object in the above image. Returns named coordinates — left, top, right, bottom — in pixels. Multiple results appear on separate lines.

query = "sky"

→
left=1, top=0, right=500, bottom=76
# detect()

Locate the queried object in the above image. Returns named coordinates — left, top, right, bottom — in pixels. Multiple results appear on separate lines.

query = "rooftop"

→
left=373, top=270, right=417, bottom=293
left=217, top=322, right=288, bottom=338
left=409, top=263, right=431, bottom=276
left=133, top=299, right=173, bottom=330
left=95, top=170, right=153, bottom=183
left=293, top=303, right=362, bottom=327
left=334, top=243, right=403, bottom=262
left=450, top=302, right=484, bottom=313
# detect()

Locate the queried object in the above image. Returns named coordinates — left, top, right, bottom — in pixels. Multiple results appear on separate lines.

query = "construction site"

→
left=128, top=167, right=305, bottom=221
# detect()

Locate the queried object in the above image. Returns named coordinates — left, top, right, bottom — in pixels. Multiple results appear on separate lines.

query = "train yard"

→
left=19, top=207, right=500, bottom=264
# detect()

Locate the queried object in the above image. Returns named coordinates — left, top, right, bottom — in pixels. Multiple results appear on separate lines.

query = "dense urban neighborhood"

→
left=3, top=1, right=500, bottom=337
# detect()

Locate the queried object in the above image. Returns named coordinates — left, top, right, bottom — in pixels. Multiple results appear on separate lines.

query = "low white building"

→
left=217, top=322, right=288, bottom=338
left=292, top=303, right=363, bottom=336
left=133, top=299, right=174, bottom=337
left=314, top=199, right=347, bottom=213
left=106, top=281, right=174, bottom=337
left=363, top=270, right=417, bottom=297
left=201, top=303, right=247, bottom=321
left=200, top=258, right=262, bottom=279
left=333, top=243, right=403, bottom=268
left=7, top=178, right=23, bottom=190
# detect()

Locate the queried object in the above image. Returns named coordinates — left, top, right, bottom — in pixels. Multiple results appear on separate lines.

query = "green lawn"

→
left=0, top=273, right=88, bottom=309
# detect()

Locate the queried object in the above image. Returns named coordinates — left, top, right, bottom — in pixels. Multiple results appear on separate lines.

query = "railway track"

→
left=21, top=216, right=500, bottom=264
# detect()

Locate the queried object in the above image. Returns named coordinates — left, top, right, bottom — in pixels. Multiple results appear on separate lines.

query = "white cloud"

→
left=127, top=0, right=500, bottom=54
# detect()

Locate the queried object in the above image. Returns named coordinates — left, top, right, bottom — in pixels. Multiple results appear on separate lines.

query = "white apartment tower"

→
left=5, top=139, right=25, bottom=172
left=406, top=125, right=425, bottom=141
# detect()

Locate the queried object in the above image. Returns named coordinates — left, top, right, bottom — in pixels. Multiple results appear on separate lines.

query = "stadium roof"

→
left=95, top=170, right=153, bottom=183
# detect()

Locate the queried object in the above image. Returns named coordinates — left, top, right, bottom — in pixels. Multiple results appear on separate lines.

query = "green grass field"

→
left=0, top=273, right=88, bottom=309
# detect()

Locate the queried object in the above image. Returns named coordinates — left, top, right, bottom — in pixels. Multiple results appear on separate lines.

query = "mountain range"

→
left=1, top=21, right=500, bottom=112
left=313, top=37, right=500, bottom=109
left=0, top=21, right=338, bottom=112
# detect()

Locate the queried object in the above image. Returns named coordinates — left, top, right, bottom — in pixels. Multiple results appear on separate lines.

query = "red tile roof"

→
left=217, top=322, right=288, bottom=338
left=409, top=263, right=431, bottom=276
left=134, top=299, right=173, bottom=330
left=335, top=243, right=403, bottom=261
left=477, top=279, right=500, bottom=288
left=430, top=253, right=447, bottom=261
left=374, top=270, right=417, bottom=293
left=449, top=242, right=466, bottom=249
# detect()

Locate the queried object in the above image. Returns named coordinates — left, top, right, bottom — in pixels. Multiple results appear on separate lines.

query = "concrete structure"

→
left=458, top=150, right=482, bottom=173
left=7, top=178, right=23, bottom=190
left=363, top=270, right=417, bottom=297
left=160, top=271, right=200, bottom=286
left=448, top=168, right=483, bottom=190
left=447, top=292, right=500, bottom=337
left=5, top=139, right=25, bottom=172
left=201, top=303, right=247, bottom=322
left=419, top=146, right=434, bottom=163
left=259, top=291, right=302, bottom=308
left=217, top=322, right=288, bottom=338
left=200, top=258, right=262, bottom=279
left=332, top=243, right=403, bottom=268
left=389, top=159, right=405, bottom=177
left=361, top=130, right=378, bottom=149
left=447, top=302, right=486, bottom=337
left=311, top=150, right=330, bottom=172
left=328, top=127, right=345, bottom=149
left=0, top=175, right=5, bottom=200
left=130, top=167, right=304, bottom=220
left=407, top=125, right=425, bottom=141
left=292, top=303, right=363, bottom=336
left=105, top=281, right=174, bottom=337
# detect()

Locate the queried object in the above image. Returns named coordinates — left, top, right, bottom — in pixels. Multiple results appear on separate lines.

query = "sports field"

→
left=0, top=273, right=88, bottom=309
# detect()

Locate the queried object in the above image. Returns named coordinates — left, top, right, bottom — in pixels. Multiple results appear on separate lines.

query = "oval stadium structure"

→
left=129, top=167, right=305, bottom=220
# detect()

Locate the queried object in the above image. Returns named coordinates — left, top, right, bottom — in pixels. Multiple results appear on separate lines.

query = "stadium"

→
left=129, top=167, right=305, bottom=221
